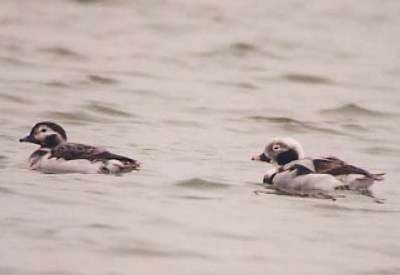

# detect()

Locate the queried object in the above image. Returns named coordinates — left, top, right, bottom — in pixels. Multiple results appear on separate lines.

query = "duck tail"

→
left=124, top=159, right=141, bottom=171
left=372, top=173, right=385, bottom=181
left=101, top=159, right=141, bottom=174
left=117, top=159, right=141, bottom=173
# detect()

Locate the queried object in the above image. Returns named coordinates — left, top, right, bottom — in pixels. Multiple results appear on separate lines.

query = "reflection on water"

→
left=1, top=0, right=400, bottom=274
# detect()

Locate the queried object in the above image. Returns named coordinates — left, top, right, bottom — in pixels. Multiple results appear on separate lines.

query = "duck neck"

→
left=276, top=149, right=299, bottom=165
left=41, top=134, right=64, bottom=148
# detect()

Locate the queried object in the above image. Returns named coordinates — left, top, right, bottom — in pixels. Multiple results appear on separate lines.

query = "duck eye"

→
left=41, top=128, right=47, bottom=133
left=272, top=145, right=280, bottom=151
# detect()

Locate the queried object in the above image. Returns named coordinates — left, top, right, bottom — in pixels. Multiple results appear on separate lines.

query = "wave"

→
left=38, top=46, right=87, bottom=61
left=0, top=93, right=32, bottom=104
left=195, top=41, right=282, bottom=59
left=85, top=101, right=133, bottom=118
left=320, top=103, right=396, bottom=117
left=281, top=73, right=334, bottom=85
left=87, top=74, right=118, bottom=85
left=175, top=178, right=230, bottom=189
left=248, top=115, right=346, bottom=135
left=43, top=111, right=108, bottom=124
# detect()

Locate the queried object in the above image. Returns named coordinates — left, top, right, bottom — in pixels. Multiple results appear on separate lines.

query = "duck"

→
left=19, top=121, right=141, bottom=174
left=252, top=137, right=384, bottom=200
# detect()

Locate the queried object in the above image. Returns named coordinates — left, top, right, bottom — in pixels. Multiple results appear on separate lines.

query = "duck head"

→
left=252, top=137, right=305, bottom=166
left=19, top=121, right=67, bottom=148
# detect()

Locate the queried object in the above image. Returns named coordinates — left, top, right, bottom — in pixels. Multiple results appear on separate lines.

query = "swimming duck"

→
left=252, top=137, right=384, bottom=199
left=19, top=121, right=141, bottom=174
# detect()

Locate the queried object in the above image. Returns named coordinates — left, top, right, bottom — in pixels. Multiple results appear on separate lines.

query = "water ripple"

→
left=88, top=74, right=118, bottom=85
left=211, top=231, right=260, bottom=242
left=175, top=178, right=230, bottom=189
left=43, top=81, right=71, bottom=88
left=85, top=101, right=133, bottom=118
left=248, top=116, right=346, bottom=136
left=361, top=146, right=400, bottom=157
left=38, top=46, right=87, bottom=61
left=0, top=56, right=36, bottom=67
left=213, top=80, right=258, bottom=90
left=106, top=245, right=210, bottom=259
left=0, top=155, right=8, bottom=169
left=86, top=223, right=124, bottom=231
left=196, top=42, right=283, bottom=59
left=281, top=73, right=334, bottom=85
left=0, top=93, right=32, bottom=104
left=173, top=195, right=222, bottom=201
left=161, top=119, right=204, bottom=128
left=313, top=204, right=400, bottom=213
left=340, top=123, right=369, bottom=132
left=320, top=104, right=396, bottom=118
left=0, top=186, right=16, bottom=195
left=43, top=111, right=110, bottom=124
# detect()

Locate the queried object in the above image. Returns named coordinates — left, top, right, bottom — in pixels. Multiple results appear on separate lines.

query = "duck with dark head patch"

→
left=252, top=137, right=385, bottom=201
left=20, top=121, right=141, bottom=174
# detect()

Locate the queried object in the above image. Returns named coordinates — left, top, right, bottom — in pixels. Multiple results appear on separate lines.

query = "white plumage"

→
left=20, top=121, right=141, bottom=175
left=253, top=137, right=384, bottom=201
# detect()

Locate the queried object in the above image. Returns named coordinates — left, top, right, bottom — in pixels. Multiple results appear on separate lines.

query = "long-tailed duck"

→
left=252, top=137, right=384, bottom=200
left=19, top=121, right=141, bottom=174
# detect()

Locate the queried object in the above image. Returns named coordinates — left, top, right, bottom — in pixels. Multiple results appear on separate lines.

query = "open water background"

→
left=1, top=1, right=400, bottom=274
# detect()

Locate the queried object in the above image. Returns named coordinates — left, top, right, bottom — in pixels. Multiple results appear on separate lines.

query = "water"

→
left=1, top=0, right=400, bottom=274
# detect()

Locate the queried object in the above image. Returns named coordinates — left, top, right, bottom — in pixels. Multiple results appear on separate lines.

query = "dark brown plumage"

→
left=312, top=157, right=384, bottom=181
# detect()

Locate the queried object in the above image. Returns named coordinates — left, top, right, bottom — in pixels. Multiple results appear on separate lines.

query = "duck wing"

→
left=51, top=143, right=136, bottom=163
left=312, top=157, right=381, bottom=179
left=50, top=143, right=104, bottom=160
left=281, top=158, right=316, bottom=174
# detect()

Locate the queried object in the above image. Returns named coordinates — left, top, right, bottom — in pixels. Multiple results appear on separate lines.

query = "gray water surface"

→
left=1, top=1, right=400, bottom=274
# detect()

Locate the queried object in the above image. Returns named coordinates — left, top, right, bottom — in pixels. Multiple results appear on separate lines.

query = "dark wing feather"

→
left=293, top=164, right=314, bottom=176
left=313, top=157, right=372, bottom=178
left=90, top=151, right=137, bottom=163
left=51, top=143, right=107, bottom=161
left=51, top=143, right=137, bottom=164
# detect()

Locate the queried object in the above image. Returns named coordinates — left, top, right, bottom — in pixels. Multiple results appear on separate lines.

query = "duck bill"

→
left=251, top=153, right=271, bottom=162
left=19, top=135, right=37, bottom=144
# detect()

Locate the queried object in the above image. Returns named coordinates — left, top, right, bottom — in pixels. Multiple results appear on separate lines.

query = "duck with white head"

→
left=252, top=137, right=384, bottom=202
